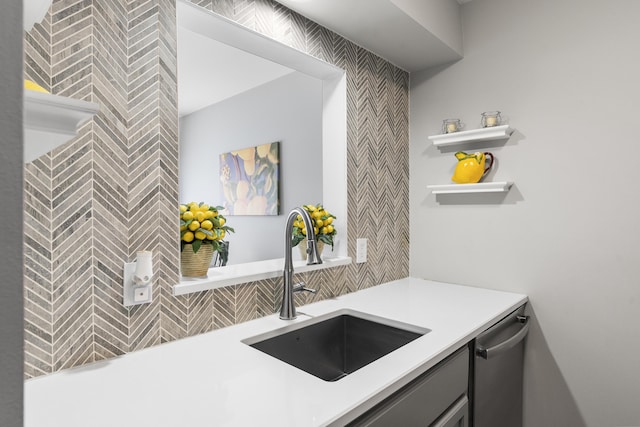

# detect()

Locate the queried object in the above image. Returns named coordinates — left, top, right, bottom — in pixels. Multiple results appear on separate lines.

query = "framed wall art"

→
left=219, top=141, right=280, bottom=215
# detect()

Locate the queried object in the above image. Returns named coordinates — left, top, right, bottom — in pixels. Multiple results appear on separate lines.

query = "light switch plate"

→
left=356, top=238, right=367, bottom=263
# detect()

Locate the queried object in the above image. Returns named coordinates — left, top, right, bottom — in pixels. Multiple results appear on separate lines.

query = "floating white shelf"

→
left=427, top=181, right=513, bottom=194
left=428, top=125, right=514, bottom=147
left=24, top=90, right=99, bottom=163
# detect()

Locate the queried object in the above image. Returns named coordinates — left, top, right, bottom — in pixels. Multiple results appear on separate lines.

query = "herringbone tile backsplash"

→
left=23, top=0, right=409, bottom=378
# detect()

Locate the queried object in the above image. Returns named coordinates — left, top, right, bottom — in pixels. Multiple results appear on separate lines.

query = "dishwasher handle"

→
left=476, top=315, right=529, bottom=360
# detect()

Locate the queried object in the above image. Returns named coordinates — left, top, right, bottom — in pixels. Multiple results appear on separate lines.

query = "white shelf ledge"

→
left=24, top=90, right=99, bottom=163
left=428, top=125, right=514, bottom=147
left=427, top=181, right=513, bottom=194
left=173, top=256, right=352, bottom=296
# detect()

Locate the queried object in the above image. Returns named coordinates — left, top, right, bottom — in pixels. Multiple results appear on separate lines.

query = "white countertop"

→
left=25, top=277, right=527, bottom=427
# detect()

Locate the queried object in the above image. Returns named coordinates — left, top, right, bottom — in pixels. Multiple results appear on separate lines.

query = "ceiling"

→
left=177, top=0, right=470, bottom=117
left=275, top=0, right=466, bottom=72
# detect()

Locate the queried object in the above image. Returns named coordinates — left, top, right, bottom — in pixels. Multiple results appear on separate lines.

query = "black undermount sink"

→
left=243, top=309, right=430, bottom=382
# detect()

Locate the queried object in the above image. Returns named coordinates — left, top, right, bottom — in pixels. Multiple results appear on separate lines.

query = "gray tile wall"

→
left=23, top=0, right=409, bottom=378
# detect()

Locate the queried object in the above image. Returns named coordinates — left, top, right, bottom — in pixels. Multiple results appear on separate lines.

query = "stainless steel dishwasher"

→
left=472, top=304, right=529, bottom=427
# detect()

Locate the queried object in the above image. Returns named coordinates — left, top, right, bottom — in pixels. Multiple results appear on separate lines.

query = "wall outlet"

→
left=133, top=285, right=151, bottom=303
left=123, top=261, right=153, bottom=306
left=356, top=238, right=367, bottom=263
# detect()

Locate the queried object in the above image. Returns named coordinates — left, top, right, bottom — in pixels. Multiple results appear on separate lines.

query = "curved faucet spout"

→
left=280, top=207, right=322, bottom=320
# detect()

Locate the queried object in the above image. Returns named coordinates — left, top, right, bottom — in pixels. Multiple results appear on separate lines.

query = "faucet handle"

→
left=306, top=239, right=323, bottom=266
left=293, top=282, right=317, bottom=294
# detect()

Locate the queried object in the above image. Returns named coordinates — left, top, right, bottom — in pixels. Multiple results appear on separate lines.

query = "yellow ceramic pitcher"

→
left=24, top=79, right=49, bottom=93
left=451, top=151, right=494, bottom=184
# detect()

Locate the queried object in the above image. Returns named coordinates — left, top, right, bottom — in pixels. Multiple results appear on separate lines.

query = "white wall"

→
left=409, top=0, right=640, bottom=426
left=0, top=0, right=24, bottom=425
left=390, top=0, right=462, bottom=55
left=179, top=72, right=323, bottom=264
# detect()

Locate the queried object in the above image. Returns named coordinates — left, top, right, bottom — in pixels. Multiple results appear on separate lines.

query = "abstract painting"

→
left=219, top=142, right=280, bottom=215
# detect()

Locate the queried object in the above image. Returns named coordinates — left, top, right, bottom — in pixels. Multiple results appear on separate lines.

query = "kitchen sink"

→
left=243, top=309, right=430, bottom=382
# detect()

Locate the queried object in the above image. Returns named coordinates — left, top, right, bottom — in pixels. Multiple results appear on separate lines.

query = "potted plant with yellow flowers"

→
left=180, top=202, right=234, bottom=277
left=291, top=204, right=337, bottom=260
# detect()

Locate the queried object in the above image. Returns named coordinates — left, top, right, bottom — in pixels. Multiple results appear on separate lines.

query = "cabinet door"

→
left=348, top=347, right=469, bottom=427
left=431, top=396, right=468, bottom=427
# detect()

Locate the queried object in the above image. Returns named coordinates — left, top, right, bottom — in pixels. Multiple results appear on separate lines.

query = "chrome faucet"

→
left=280, top=207, right=322, bottom=320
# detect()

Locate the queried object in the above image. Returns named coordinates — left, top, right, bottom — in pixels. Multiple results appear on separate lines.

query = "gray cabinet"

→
left=432, top=396, right=469, bottom=427
left=348, top=347, right=469, bottom=426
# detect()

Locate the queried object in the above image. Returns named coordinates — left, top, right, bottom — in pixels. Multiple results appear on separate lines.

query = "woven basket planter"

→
left=181, top=243, right=214, bottom=278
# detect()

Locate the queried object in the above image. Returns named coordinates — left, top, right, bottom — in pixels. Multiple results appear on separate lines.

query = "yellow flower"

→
left=180, top=202, right=234, bottom=253
left=291, top=203, right=337, bottom=249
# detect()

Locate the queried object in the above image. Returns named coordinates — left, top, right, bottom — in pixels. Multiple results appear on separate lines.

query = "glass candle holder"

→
left=442, top=118, right=462, bottom=134
left=481, top=111, right=501, bottom=128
